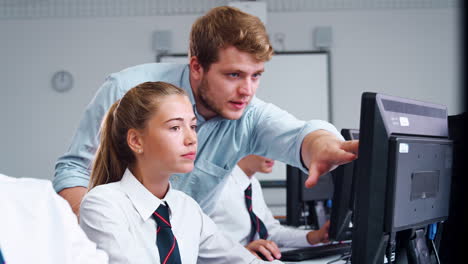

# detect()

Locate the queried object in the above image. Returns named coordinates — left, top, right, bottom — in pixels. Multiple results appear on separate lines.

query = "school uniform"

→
left=209, top=166, right=311, bottom=248
left=79, top=169, right=282, bottom=264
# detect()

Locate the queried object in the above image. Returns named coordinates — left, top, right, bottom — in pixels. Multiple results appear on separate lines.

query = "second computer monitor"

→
left=329, top=128, right=359, bottom=242
left=286, top=165, right=334, bottom=228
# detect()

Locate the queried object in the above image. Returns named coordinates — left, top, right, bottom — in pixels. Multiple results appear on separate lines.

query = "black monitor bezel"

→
left=329, top=128, right=359, bottom=241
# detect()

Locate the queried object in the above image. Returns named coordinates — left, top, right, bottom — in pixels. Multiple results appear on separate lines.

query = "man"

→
left=0, top=173, right=108, bottom=264
left=54, top=6, right=358, bottom=215
left=209, top=155, right=330, bottom=261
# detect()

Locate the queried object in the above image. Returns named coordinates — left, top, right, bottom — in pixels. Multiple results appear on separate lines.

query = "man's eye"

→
left=170, top=126, right=180, bottom=131
left=228, top=73, right=240, bottom=78
left=253, top=73, right=262, bottom=79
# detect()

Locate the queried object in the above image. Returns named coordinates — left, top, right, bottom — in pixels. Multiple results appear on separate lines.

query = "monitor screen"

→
left=351, top=92, right=452, bottom=264
left=286, top=165, right=333, bottom=228
left=329, top=128, right=359, bottom=242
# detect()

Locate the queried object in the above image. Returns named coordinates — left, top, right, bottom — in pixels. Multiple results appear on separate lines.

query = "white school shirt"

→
left=79, top=169, right=283, bottom=264
left=209, top=166, right=311, bottom=248
left=0, top=174, right=108, bottom=264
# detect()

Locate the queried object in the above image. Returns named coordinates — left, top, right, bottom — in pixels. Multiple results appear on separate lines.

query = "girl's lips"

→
left=182, top=152, right=197, bottom=160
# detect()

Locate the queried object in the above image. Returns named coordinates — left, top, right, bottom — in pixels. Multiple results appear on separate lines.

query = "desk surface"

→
left=284, top=254, right=347, bottom=264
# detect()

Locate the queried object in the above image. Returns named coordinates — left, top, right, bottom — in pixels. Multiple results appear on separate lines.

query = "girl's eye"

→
left=170, top=126, right=180, bottom=131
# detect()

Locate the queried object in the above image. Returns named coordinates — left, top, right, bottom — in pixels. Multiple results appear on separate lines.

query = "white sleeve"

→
left=253, top=178, right=311, bottom=248
left=53, top=192, right=109, bottom=264
left=197, top=209, right=284, bottom=264
left=79, top=191, right=133, bottom=264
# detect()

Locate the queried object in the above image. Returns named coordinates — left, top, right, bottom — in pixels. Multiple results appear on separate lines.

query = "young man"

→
left=54, top=6, right=358, bottom=215
left=209, top=155, right=330, bottom=261
left=0, top=173, right=108, bottom=264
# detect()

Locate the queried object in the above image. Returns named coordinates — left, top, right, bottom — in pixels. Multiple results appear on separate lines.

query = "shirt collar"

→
left=231, top=165, right=252, bottom=191
left=120, top=168, right=177, bottom=222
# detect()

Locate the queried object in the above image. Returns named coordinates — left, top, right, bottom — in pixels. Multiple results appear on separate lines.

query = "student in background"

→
left=0, top=173, right=108, bottom=264
left=209, top=155, right=330, bottom=261
left=54, top=6, right=358, bottom=216
left=79, top=82, right=281, bottom=264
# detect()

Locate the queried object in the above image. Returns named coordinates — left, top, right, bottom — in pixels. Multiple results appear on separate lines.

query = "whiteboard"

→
left=160, top=52, right=330, bottom=181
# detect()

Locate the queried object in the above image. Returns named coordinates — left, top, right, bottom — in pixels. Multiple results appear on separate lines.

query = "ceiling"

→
left=0, top=0, right=459, bottom=19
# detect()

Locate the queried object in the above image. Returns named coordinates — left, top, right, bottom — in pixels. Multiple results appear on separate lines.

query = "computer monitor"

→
left=352, top=92, right=453, bottom=264
left=329, top=128, right=359, bottom=242
left=286, top=165, right=334, bottom=229
left=439, top=112, right=467, bottom=263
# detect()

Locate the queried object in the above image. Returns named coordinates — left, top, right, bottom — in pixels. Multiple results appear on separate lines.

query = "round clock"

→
left=51, top=70, right=74, bottom=93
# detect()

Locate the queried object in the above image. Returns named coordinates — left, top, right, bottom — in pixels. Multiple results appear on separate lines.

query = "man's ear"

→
left=189, top=56, right=204, bottom=81
left=127, top=128, right=144, bottom=154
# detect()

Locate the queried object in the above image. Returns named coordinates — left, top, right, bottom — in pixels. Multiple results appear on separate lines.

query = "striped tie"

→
left=244, top=183, right=269, bottom=242
left=152, top=203, right=182, bottom=264
left=0, top=247, right=5, bottom=264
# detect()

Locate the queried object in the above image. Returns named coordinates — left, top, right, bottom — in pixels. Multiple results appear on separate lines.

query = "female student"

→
left=79, top=82, right=280, bottom=264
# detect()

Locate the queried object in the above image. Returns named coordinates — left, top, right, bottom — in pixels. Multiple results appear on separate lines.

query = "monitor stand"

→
left=394, top=228, right=433, bottom=264
left=407, top=229, right=431, bottom=264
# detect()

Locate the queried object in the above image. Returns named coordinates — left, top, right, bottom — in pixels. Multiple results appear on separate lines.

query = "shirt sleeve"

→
left=252, top=178, right=311, bottom=248
left=79, top=189, right=134, bottom=264
left=196, top=206, right=284, bottom=264
left=0, top=176, right=108, bottom=264
left=53, top=78, right=124, bottom=192
left=248, top=97, right=343, bottom=173
left=53, top=189, right=109, bottom=264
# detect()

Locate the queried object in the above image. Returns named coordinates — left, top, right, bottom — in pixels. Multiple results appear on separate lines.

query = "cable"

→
left=386, top=233, right=396, bottom=264
left=428, top=223, right=441, bottom=264
left=431, top=239, right=441, bottom=264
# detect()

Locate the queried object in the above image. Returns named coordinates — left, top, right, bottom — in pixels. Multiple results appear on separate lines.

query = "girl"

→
left=79, top=82, right=280, bottom=264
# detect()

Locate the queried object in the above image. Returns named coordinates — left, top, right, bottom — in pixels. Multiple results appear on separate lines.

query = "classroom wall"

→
left=0, top=6, right=460, bottom=181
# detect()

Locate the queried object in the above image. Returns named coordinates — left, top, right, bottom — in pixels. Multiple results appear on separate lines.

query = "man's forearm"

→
left=58, top=186, right=88, bottom=217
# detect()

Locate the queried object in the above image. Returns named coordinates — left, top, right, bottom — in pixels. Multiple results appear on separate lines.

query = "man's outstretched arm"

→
left=301, top=129, right=359, bottom=188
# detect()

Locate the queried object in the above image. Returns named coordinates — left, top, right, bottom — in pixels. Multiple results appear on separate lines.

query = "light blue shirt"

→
left=53, top=63, right=341, bottom=213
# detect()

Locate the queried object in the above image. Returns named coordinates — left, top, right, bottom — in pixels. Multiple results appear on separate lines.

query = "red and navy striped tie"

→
left=0, top=247, right=5, bottom=264
left=244, top=183, right=269, bottom=242
left=152, top=203, right=181, bottom=264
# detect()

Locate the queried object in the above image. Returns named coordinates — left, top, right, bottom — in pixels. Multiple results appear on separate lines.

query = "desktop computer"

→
left=352, top=92, right=453, bottom=264
left=283, top=92, right=453, bottom=263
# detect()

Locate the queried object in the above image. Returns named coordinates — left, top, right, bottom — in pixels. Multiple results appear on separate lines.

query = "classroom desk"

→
left=284, top=254, right=347, bottom=264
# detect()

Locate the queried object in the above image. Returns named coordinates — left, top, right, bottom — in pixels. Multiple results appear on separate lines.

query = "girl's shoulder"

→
left=82, top=182, right=127, bottom=208
left=169, top=189, right=204, bottom=212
